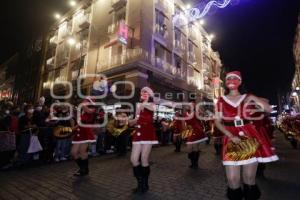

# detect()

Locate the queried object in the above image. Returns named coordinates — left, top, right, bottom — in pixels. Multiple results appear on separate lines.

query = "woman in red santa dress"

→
left=71, top=97, right=97, bottom=176
left=130, top=87, right=158, bottom=194
left=184, top=99, right=208, bottom=169
left=214, top=71, right=278, bottom=200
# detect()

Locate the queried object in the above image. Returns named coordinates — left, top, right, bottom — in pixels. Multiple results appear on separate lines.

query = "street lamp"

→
left=69, top=0, right=77, bottom=7
left=186, top=4, right=191, bottom=9
left=292, top=92, right=298, bottom=97
left=199, top=19, right=205, bottom=25
left=67, top=37, right=77, bottom=46
left=54, top=13, right=61, bottom=19
left=209, top=34, right=215, bottom=40
left=296, top=87, right=300, bottom=91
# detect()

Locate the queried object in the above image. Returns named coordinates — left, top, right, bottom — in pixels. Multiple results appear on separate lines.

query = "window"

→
left=174, top=54, right=182, bottom=69
left=155, top=9, right=167, bottom=37
left=174, top=28, right=185, bottom=49
left=155, top=41, right=165, bottom=60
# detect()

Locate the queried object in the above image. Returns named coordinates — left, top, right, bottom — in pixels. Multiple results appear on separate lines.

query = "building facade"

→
left=291, top=14, right=300, bottom=112
left=39, top=0, right=222, bottom=109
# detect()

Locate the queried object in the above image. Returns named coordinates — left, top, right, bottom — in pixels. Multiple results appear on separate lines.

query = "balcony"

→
left=46, top=57, right=55, bottom=70
left=108, top=20, right=123, bottom=35
left=174, top=40, right=185, bottom=55
left=111, top=0, right=127, bottom=11
left=155, top=0, right=169, bottom=15
left=99, top=48, right=144, bottom=71
left=49, top=35, right=58, bottom=46
left=78, top=14, right=91, bottom=29
left=154, top=24, right=168, bottom=43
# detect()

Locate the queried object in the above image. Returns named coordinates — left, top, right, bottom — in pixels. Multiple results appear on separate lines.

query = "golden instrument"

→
left=180, top=125, right=193, bottom=139
left=226, top=137, right=260, bottom=161
left=53, top=126, right=73, bottom=138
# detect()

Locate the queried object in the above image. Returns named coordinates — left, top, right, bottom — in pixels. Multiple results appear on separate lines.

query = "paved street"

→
left=0, top=130, right=300, bottom=200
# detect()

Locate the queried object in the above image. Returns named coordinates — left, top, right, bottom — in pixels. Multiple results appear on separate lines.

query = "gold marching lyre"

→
left=226, top=137, right=260, bottom=161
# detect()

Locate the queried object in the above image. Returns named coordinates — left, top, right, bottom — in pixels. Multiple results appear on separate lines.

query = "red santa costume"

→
left=185, top=112, right=208, bottom=144
left=217, top=94, right=279, bottom=166
left=251, top=112, right=275, bottom=151
left=132, top=90, right=158, bottom=145
left=72, top=97, right=97, bottom=144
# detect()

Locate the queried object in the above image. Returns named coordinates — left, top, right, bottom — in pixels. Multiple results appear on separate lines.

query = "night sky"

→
left=1, top=0, right=300, bottom=104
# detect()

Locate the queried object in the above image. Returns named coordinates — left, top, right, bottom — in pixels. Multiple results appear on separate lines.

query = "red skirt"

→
left=186, top=131, right=208, bottom=144
left=257, top=126, right=275, bottom=151
left=72, top=127, right=96, bottom=144
left=222, top=124, right=278, bottom=166
left=132, top=132, right=158, bottom=144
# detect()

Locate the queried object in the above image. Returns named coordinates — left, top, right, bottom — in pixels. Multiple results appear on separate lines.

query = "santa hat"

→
left=141, top=87, right=154, bottom=97
left=226, top=71, right=242, bottom=80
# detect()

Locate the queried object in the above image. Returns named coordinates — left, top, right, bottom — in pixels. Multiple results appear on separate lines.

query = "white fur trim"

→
left=223, top=155, right=279, bottom=166
left=223, top=157, right=258, bottom=166
left=72, top=140, right=96, bottom=144
left=257, top=155, right=279, bottom=163
left=186, top=137, right=208, bottom=144
left=132, top=141, right=159, bottom=144
left=226, top=74, right=242, bottom=80
left=222, top=94, right=247, bottom=108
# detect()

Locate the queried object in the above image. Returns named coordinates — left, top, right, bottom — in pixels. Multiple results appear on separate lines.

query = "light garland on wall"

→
left=173, top=0, right=233, bottom=25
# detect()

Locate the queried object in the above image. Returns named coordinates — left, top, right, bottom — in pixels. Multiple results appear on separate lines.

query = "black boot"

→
left=193, top=151, right=199, bottom=169
left=74, top=159, right=89, bottom=176
left=243, top=184, right=261, bottom=200
left=132, top=165, right=144, bottom=194
left=175, top=138, right=181, bottom=152
left=142, top=166, right=150, bottom=192
left=188, top=152, right=194, bottom=168
left=81, top=159, right=89, bottom=176
left=73, top=159, right=82, bottom=176
left=226, top=187, right=243, bottom=200
left=214, top=144, right=222, bottom=155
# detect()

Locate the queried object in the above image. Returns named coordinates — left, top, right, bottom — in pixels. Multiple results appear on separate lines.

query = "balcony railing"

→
left=78, top=14, right=91, bottom=29
left=174, top=40, right=185, bottom=53
left=46, top=57, right=55, bottom=70
left=99, top=48, right=144, bottom=71
left=49, top=36, right=58, bottom=45
left=108, top=20, right=124, bottom=35
left=154, top=24, right=168, bottom=41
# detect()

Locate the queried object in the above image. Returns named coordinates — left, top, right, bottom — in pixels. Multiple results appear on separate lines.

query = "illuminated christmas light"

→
left=174, top=0, right=233, bottom=26
left=188, top=0, right=232, bottom=22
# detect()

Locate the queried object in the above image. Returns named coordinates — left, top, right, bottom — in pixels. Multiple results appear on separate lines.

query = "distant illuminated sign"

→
left=118, top=20, right=129, bottom=45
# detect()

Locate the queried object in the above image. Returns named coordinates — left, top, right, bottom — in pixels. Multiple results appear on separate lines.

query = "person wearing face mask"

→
left=130, top=87, right=158, bottom=194
left=214, top=71, right=279, bottom=200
